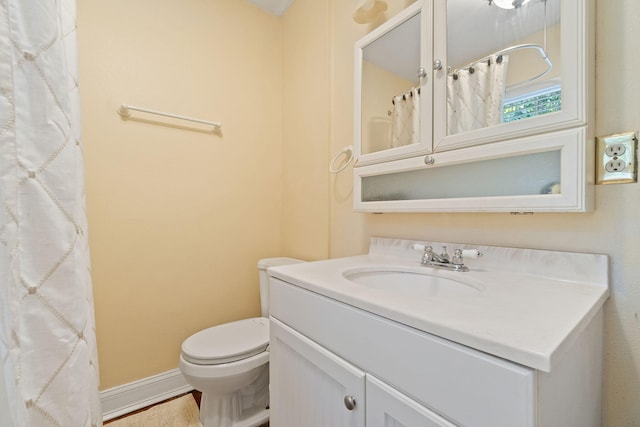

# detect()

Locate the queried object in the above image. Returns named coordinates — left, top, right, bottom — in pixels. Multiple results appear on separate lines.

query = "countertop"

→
left=268, top=237, right=609, bottom=372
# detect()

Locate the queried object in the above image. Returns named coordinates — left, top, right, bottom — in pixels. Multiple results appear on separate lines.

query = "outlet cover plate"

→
left=596, top=131, right=638, bottom=184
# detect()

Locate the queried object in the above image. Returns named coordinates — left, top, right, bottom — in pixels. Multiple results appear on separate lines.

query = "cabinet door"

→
left=432, top=0, right=592, bottom=152
left=366, top=376, right=457, bottom=427
left=353, top=127, right=590, bottom=213
left=354, top=0, right=433, bottom=166
left=270, top=318, right=365, bottom=427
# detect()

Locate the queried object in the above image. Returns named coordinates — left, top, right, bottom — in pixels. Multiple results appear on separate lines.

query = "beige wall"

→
left=79, top=0, right=639, bottom=424
left=328, top=0, right=640, bottom=425
left=281, top=0, right=331, bottom=261
left=78, top=0, right=284, bottom=389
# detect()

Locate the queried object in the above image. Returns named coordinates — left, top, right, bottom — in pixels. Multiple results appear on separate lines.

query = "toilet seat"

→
left=181, top=317, right=269, bottom=365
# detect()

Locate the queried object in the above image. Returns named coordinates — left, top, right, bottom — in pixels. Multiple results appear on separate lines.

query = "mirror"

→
left=445, top=0, right=561, bottom=136
left=359, top=8, right=424, bottom=157
left=355, top=0, right=584, bottom=164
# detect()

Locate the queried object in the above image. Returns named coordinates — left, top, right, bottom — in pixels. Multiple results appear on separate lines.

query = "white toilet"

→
left=179, top=257, right=303, bottom=427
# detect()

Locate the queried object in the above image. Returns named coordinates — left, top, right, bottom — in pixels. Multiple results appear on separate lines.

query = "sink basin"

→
left=343, top=266, right=482, bottom=297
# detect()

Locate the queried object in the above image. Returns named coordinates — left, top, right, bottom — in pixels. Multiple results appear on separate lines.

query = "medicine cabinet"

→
left=353, top=0, right=594, bottom=212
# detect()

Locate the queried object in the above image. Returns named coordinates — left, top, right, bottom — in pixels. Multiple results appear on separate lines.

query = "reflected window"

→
left=503, top=83, right=561, bottom=123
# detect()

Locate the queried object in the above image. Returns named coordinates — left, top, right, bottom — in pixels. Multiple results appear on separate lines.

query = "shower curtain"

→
left=447, top=54, right=509, bottom=135
left=390, top=87, right=420, bottom=148
left=0, top=1, right=102, bottom=426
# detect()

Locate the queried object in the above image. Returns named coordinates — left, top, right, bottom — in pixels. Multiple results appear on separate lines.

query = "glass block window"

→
left=503, top=84, right=561, bottom=123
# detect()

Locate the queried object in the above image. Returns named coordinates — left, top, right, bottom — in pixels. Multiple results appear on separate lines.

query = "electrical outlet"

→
left=596, top=131, right=638, bottom=184
left=605, top=159, right=626, bottom=173
left=605, top=144, right=627, bottom=157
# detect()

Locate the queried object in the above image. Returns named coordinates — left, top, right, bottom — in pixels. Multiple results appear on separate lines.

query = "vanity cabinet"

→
left=270, top=318, right=455, bottom=427
left=270, top=318, right=365, bottom=427
left=269, top=275, right=603, bottom=427
left=353, top=0, right=594, bottom=212
left=366, top=375, right=456, bottom=427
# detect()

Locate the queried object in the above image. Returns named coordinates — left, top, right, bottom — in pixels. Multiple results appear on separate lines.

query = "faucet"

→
left=412, top=244, right=480, bottom=272
left=430, top=245, right=450, bottom=263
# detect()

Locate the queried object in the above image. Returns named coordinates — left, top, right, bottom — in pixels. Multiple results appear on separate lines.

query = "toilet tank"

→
left=257, top=257, right=304, bottom=318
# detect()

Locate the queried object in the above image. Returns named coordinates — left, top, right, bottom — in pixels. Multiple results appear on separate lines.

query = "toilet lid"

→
left=181, top=317, right=269, bottom=365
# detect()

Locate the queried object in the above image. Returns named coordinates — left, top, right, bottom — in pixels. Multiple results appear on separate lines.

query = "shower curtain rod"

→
left=449, top=43, right=553, bottom=86
left=117, top=104, right=222, bottom=132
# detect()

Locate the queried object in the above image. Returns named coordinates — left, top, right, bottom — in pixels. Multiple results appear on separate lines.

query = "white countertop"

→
left=268, top=237, right=609, bottom=372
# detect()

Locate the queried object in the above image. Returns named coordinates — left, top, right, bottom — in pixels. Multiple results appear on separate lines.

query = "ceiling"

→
left=447, top=0, right=560, bottom=67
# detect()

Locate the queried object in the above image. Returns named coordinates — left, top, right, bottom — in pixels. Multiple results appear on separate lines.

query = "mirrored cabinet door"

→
left=432, top=0, right=590, bottom=152
left=354, top=1, right=433, bottom=166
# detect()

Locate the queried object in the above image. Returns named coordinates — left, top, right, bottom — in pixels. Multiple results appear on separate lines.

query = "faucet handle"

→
left=452, top=249, right=464, bottom=266
left=412, top=243, right=435, bottom=252
left=412, top=244, right=434, bottom=265
left=461, top=249, right=483, bottom=259
left=412, top=243, right=435, bottom=254
left=440, top=246, right=450, bottom=262
left=411, top=243, right=427, bottom=252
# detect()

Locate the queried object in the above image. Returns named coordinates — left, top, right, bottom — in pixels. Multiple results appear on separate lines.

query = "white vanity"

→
left=268, top=238, right=609, bottom=426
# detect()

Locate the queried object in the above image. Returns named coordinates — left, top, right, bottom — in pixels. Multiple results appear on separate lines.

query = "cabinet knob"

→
left=417, top=67, right=427, bottom=78
left=344, top=395, right=357, bottom=410
left=433, top=59, right=443, bottom=71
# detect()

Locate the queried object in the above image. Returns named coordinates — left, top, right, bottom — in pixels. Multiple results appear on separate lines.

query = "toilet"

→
left=179, top=257, right=304, bottom=427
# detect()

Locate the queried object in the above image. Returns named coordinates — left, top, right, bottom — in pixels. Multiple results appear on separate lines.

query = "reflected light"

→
left=492, top=0, right=532, bottom=9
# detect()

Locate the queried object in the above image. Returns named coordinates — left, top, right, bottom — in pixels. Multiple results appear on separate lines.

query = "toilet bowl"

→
left=179, top=258, right=304, bottom=427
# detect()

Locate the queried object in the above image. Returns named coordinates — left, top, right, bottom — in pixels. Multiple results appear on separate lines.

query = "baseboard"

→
left=100, top=368, right=193, bottom=421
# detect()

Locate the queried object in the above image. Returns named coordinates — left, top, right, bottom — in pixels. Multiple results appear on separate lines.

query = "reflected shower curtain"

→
left=447, top=54, right=509, bottom=135
left=0, top=1, right=102, bottom=426
left=390, top=87, right=420, bottom=148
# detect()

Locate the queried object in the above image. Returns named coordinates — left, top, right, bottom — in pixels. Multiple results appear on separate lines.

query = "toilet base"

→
left=230, top=408, right=268, bottom=427
left=201, top=405, right=268, bottom=427
left=198, top=365, right=269, bottom=427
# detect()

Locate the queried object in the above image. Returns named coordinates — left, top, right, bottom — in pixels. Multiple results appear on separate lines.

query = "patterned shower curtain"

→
left=447, top=54, right=509, bottom=135
left=0, top=1, right=102, bottom=426
left=390, top=87, right=420, bottom=148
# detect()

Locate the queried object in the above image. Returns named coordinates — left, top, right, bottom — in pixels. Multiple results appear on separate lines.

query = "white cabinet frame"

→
left=352, top=0, right=595, bottom=212
left=353, top=127, right=592, bottom=212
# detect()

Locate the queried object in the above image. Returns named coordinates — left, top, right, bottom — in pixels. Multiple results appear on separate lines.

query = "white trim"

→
left=100, top=368, right=193, bottom=422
